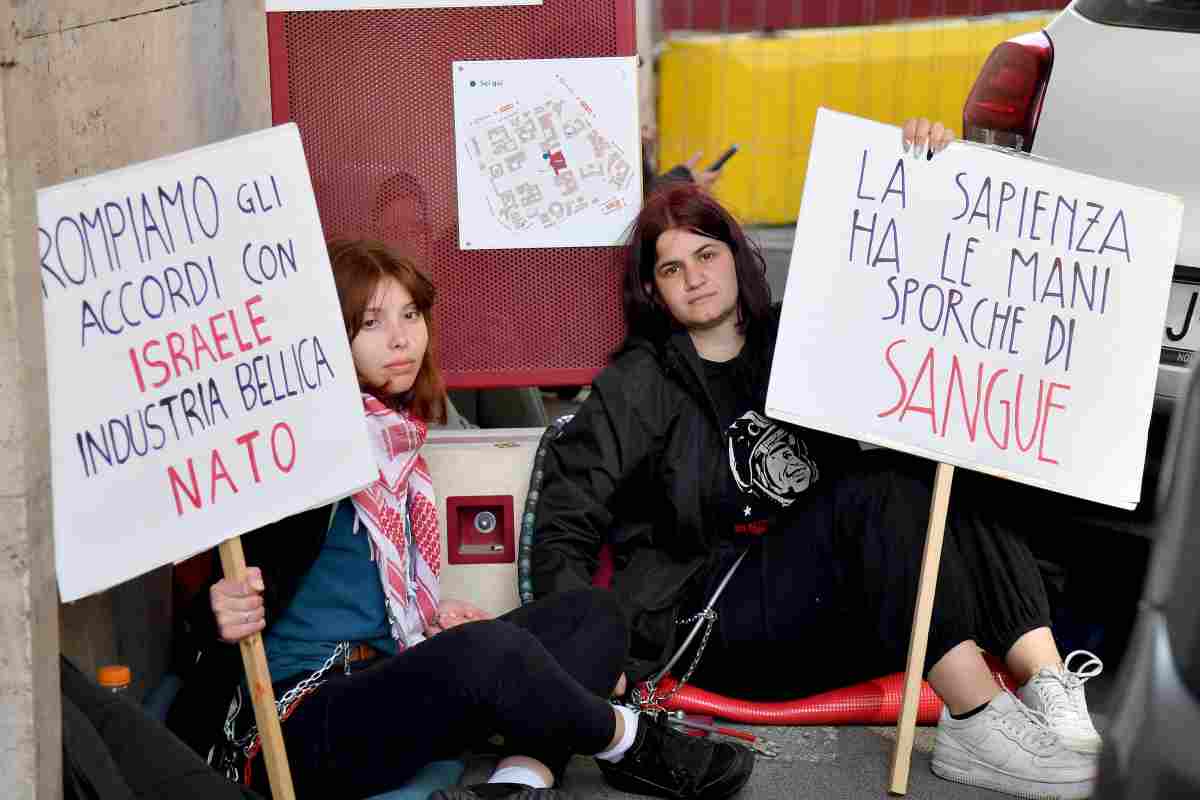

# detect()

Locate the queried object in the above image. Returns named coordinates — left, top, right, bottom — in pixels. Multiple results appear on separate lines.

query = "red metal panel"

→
left=267, top=13, right=290, bottom=126
left=268, top=3, right=635, bottom=389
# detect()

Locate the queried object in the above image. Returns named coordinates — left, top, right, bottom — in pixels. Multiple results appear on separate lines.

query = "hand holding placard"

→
left=767, top=109, right=1182, bottom=794
left=768, top=109, right=1181, bottom=510
left=39, top=124, right=377, bottom=800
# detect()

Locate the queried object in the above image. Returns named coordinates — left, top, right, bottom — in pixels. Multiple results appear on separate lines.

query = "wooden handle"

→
left=218, top=537, right=296, bottom=800
left=888, top=462, right=955, bottom=796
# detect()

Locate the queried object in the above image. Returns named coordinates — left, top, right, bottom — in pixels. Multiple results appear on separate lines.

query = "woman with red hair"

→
left=169, top=239, right=754, bottom=800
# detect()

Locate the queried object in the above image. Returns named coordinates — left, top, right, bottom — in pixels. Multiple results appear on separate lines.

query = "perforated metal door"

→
left=268, top=2, right=635, bottom=388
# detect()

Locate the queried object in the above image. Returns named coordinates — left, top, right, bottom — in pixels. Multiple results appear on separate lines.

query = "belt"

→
left=346, top=642, right=380, bottom=664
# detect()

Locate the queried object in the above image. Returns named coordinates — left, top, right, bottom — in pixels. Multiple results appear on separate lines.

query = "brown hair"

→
left=327, top=238, right=447, bottom=424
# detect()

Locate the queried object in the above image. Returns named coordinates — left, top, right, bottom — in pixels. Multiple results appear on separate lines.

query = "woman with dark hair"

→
left=168, top=239, right=754, bottom=800
left=533, top=120, right=1105, bottom=800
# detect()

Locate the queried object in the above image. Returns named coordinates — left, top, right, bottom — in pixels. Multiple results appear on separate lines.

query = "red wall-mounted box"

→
left=445, top=494, right=515, bottom=565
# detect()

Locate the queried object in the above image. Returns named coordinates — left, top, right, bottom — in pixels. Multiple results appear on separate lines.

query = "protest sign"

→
left=766, top=108, right=1183, bottom=510
left=39, top=124, right=376, bottom=602
left=767, top=108, right=1183, bottom=794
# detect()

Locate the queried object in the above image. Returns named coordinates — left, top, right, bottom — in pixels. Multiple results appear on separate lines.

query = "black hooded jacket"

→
left=531, top=306, right=858, bottom=682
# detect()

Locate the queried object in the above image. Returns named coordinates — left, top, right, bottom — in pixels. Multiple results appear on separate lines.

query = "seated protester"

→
left=167, top=239, right=754, bottom=800
left=532, top=121, right=1104, bottom=800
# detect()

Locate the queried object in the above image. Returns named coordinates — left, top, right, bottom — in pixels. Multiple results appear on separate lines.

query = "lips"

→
left=688, top=292, right=717, bottom=305
left=384, top=359, right=416, bottom=370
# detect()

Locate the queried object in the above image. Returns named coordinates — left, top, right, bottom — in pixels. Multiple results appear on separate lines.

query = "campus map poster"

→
left=452, top=57, right=641, bottom=249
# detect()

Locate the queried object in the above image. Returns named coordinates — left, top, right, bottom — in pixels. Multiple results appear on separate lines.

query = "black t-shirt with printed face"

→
left=702, top=353, right=823, bottom=536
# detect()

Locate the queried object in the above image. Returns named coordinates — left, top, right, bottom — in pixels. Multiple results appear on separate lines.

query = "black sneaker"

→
left=596, top=716, right=755, bottom=799
left=428, top=783, right=572, bottom=800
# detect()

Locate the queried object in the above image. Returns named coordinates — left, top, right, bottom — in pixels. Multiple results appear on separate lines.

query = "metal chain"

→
left=634, top=608, right=718, bottom=712
left=222, top=642, right=348, bottom=756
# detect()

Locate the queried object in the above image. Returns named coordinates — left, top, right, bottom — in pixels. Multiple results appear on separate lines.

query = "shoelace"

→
left=1001, top=688, right=1060, bottom=751
left=1036, top=650, right=1103, bottom=733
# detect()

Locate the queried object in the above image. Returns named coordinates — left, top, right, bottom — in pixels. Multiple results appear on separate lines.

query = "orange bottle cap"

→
left=97, top=664, right=131, bottom=688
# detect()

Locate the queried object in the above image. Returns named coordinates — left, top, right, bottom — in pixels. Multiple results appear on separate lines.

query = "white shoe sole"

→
left=1058, top=735, right=1103, bottom=755
left=931, top=743, right=1095, bottom=800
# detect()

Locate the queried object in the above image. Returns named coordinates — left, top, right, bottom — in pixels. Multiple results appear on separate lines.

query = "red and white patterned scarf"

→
left=350, top=394, right=441, bottom=649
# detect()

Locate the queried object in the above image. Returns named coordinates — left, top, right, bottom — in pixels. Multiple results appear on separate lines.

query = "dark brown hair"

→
left=622, top=183, right=771, bottom=343
left=327, top=238, right=447, bottom=424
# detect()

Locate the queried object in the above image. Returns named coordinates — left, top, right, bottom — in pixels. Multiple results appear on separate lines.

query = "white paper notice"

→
left=766, top=109, right=1183, bottom=510
left=453, top=57, right=641, bottom=249
left=38, top=124, right=376, bottom=601
left=266, top=1, right=541, bottom=10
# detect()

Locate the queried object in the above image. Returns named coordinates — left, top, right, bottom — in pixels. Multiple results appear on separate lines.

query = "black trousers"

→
left=687, top=450, right=1051, bottom=700
left=246, top=588, right=626, bottom=800
left=61, top=657, right=263, bottom=800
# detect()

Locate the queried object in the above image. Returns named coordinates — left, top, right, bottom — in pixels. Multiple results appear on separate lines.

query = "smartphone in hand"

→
left=707, top=144, right=740, bottom=172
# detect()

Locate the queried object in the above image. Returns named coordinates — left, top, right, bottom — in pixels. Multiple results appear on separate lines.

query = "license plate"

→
left=1163, top=281, right=1200, bottom=366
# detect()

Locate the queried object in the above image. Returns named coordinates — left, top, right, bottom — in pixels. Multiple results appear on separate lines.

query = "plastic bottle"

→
left=96, top=664, right=131, bottom=695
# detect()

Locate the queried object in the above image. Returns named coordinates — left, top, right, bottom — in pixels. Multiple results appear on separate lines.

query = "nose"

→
left=388, top=322, right=409, bottom=350
left=682, top=261, right=705, bottom=290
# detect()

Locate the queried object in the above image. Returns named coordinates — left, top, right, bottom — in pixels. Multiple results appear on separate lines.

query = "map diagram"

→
left=454, top=58, right=640, bottom=249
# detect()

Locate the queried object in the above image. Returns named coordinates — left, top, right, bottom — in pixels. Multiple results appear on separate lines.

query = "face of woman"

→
left=651, top=227, right=739, bottom=333
left=350, top=277, right=429, bottom=396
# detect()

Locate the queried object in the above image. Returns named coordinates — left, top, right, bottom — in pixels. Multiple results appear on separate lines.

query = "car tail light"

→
left=962, top=31, right=1054, bottom=152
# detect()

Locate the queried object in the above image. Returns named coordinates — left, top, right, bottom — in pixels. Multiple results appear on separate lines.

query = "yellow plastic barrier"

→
left=657, top=12, right=1058, bottom=224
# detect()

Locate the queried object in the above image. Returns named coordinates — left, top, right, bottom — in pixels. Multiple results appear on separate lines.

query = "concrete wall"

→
left=0, top=2, right=269, bottom=796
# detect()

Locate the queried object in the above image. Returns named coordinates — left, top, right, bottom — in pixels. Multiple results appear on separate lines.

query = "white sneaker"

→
left=931, top=690, right=1098, bottom=799
left=1018, top=650, right=1104, bottom=754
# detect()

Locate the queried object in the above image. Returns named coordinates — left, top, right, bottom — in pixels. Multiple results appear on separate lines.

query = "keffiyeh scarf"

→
left=350, top=394, right=441, bottom=649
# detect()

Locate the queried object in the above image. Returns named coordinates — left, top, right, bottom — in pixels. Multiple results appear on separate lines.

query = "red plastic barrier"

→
left=644, top=656, right=1017, bottom=726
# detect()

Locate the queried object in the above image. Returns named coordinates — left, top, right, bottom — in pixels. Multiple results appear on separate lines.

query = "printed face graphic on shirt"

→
left=727, top=411, right=817, bottom=510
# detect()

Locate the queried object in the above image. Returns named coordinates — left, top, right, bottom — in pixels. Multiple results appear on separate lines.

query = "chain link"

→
left=222, top=642, right=348, bottom=758
left=633, top=608, right=718, bottom=712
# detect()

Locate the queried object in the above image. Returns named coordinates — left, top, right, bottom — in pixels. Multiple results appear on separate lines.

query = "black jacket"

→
left=531, top=306, right=857, bottom=682
left=165, top=504, right=333, bottom=759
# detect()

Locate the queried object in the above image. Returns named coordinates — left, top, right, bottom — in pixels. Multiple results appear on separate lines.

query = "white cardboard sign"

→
left=39, top=124, right=376, bottom=601
left=453, top=57, right=641, bottom=249
left=766, top=109, right=1184, bottom=510
left=266, top=1, right=541, bottom=10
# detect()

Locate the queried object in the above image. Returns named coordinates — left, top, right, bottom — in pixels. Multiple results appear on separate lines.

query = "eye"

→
left=659, top=264, right=679, bottom=277
left=404, top=310, right=421, bottom=321
left=700, top=249, right=715, bottom=262
left=361, top=317, right=379, bottom=330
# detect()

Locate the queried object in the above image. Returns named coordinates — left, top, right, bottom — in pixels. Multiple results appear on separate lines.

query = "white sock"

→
left=595, top=705, right=640, bottom=763
left=487, top=765, right=550, bottom=789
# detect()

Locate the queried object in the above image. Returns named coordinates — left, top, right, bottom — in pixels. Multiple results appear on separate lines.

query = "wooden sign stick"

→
left=218, top=536, right=296, bottom=800
left=887, top=462, right=955, bottom=796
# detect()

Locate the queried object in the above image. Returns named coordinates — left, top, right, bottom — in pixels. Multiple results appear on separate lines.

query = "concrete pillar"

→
left=0, top=0, right=61, bottom=794
left=637, top=0, right=658, bottom=131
